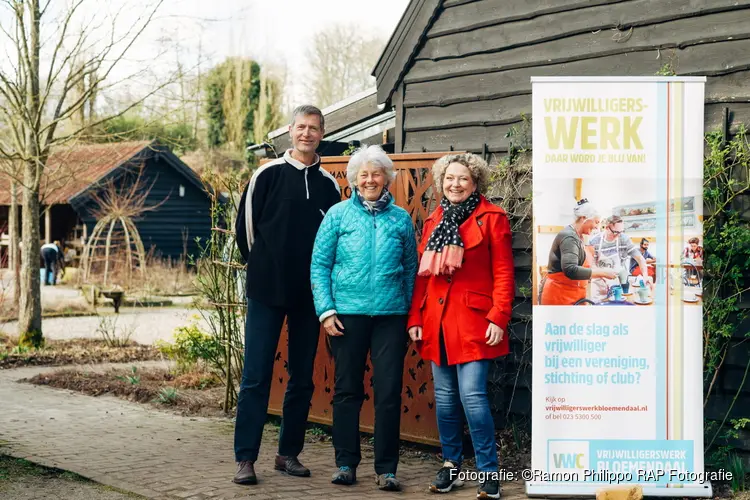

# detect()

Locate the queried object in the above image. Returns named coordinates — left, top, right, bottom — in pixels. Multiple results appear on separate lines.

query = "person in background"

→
left=630, top=237, right=656, bottom=278
left=310, top=145, right=417, bottom=492
left=682, top=236, right=704, bottom=283
left=407, top=153, right=513, bottom=500
left=540, top=199, right=616, bottom=305
left=40, top=240, right=65, bottom=286
left=588, top=215, right=654, bottom=303
left=683, top=237, right=704, bottom=262
left=232, top=104, right=341, bottom=486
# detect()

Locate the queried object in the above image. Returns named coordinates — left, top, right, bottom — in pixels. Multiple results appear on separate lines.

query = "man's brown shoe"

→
left=274, top=455, right=311, bottom=477
left=233, top=461, right=257, bottom=485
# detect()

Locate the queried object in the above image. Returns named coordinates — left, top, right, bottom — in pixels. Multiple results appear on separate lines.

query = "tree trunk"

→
left=18, top=0, right=43, bottom=347
left=18, top=161, right=42, bottom=346
left=9, top=178, right=20, bottom=309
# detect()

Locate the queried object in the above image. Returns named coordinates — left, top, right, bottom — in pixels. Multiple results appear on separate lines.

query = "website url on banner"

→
left=546, top=405, right=648, bottom=412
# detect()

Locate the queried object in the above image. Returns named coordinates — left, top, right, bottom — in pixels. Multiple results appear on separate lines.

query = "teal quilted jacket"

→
left=310, top=194, right=418, bottom=320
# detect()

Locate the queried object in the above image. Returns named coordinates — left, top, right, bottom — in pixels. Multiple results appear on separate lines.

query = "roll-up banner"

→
left=528, top=77, right=711, bottom=497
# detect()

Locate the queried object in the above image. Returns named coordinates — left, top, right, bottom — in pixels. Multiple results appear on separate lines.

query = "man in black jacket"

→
left=233, top=105, right=341, bottom=485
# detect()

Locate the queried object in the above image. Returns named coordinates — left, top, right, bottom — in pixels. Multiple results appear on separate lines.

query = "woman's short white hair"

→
left=573, top=198, right=600, bottom=221
left=346, top=144, right=396, bottom=188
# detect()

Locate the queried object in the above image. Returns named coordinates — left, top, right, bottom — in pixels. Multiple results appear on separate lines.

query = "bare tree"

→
left=0, top=0, right=167, bottom=345
left=305, top=24, right=386, bottom=108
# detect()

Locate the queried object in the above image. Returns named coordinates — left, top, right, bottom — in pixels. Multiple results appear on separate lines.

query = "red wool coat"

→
left=407, top=195, right=515, bottom=366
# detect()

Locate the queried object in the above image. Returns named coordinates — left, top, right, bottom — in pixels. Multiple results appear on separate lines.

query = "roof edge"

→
left=372, top=0, right=422, bottom=78
left=373, top=0, right=443, bottom=105
left=66, top=140, right=212, bottom=204
left=66, top=139, right=160, bottom=203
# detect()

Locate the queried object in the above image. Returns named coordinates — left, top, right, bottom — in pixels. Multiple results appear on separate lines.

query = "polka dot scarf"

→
left=418, top=191, right=481, bottom=276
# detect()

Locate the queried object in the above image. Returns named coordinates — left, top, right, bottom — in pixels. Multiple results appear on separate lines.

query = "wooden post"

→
left=45, top=206, right=51, bottom=244
left=574, top=178, right=583, bottom=201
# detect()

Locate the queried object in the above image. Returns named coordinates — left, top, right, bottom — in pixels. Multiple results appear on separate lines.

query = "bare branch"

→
left=49, top=74, right=176, bottom=147
left=39, top=0, right=88, bottom=113
left=37, top=2, right=164, bottom=146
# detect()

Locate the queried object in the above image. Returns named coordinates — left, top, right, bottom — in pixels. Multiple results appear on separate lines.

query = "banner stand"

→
left=527, top=76, right=711, bottom=498
left=526, top=483, right=712, bottom=498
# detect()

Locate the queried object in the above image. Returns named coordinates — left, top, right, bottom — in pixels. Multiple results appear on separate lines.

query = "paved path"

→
left=2, top=306, right=208, bottom=345
left=0, top=362, right=526, bottom=500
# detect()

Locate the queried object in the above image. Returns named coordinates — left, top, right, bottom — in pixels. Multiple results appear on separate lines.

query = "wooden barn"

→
left=374, top=0, right=750, bottom=154
left=0, top=140, right=214, bottom=267
left=366, top=0, right=750, bottom=432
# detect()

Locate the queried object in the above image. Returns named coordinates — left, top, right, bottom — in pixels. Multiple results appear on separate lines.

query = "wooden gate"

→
left=266, top=152, right=454, bottom=445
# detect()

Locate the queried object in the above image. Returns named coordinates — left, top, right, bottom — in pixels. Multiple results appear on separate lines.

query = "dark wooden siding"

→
left=392, top=0, right=750, bottom=440
left=74, top=155, right=213, bottom=262
left=398, top=1, right=750, bottom=155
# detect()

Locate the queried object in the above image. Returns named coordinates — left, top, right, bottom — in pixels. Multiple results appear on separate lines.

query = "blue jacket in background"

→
left=310, top=193, right=418, bottom=321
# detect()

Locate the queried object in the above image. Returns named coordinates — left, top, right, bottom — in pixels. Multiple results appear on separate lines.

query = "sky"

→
left=0, top=0, right=409, bottom=130
left=141, top=0, right=411, bottom=103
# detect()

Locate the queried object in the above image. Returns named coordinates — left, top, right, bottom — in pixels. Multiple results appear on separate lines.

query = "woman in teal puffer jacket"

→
left=311, top=144, right=417, bottom=492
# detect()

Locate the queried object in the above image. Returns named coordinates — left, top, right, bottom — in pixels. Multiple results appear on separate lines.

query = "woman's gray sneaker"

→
left=429, top=461, right=464, bottom=493
left=377, top=473, right=401, bottom=491
left=331, top=466, right=356, bottom=485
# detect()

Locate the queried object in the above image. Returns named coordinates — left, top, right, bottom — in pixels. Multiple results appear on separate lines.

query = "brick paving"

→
left=0, top=362, right=527, bottom=500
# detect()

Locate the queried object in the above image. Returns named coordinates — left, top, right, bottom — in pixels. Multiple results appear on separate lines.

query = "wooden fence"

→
left=266, top=152, right=451, bottom=445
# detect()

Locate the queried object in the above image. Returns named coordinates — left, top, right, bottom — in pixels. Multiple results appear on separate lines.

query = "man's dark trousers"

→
left=42, top=247, right=57, bottom=285
left=234, top=297, right=321, bottom=462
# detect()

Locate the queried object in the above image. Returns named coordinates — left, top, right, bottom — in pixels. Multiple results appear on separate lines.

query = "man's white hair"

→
left=346, top=144, right=396, bottom=188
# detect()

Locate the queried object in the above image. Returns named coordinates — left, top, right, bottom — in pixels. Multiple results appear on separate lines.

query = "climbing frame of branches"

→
left=80, top=165, right=167, bottom=289
left=485, top=115, right=534, bottom=431
left=192, top=169, right=247, bottom=412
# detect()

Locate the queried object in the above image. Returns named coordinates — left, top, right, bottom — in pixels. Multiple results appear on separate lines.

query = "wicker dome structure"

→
left=80, top=166, right=165, bottom=288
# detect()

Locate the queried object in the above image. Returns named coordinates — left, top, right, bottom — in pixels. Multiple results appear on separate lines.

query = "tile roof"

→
left=0, top=140, right=154, bottom=205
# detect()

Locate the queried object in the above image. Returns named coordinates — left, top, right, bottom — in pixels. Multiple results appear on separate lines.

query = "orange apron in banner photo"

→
left=540, top=246, right=594, bottom=305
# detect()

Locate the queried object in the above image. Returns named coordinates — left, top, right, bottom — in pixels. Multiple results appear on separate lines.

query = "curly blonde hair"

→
left=431, top=153, right=491, bottom=197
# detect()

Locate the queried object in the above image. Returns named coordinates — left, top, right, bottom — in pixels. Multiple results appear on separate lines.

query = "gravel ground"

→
left=1, top=306, right=210, bottom=345
left=0, top=273, right=209, bottom=345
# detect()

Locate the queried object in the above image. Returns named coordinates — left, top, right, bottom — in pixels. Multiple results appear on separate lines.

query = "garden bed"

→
left=22, top=366, right=226, bottom=418
left=0, top=336, right=163, bottom=370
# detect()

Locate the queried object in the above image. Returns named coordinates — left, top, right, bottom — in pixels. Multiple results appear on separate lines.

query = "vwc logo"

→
left=549, top=441, right=589, bottom=471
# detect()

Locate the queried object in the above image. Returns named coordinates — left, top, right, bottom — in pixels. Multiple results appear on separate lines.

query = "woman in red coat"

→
left=407, top=153, right=514, bottom=499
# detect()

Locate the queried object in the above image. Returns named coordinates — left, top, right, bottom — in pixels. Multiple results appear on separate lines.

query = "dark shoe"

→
left=376, top=473, right=401, bottom=491
left=274, top=454, right=311, bottom=477
left=233, top=461, right=257, bottom=485
left=477, top=478, right=501, bottom=499
left=429, top=461, right=463, bottom=493
left=331, top=466, right=356, bottom=485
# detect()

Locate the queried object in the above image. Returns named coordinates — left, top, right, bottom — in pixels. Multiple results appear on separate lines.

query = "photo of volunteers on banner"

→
left=527, top=76, right=712, bottom=498
left=534, top=178, right=704, bottom=307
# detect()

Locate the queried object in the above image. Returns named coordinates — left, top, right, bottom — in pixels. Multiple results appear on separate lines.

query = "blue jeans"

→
left=431, top=360, right=498, bottom=472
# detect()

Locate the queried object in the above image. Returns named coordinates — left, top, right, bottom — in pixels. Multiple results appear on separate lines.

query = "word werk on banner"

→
left=543, top=322, right=648, bottom=386
left=543, top=97, right=647, bottom=164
